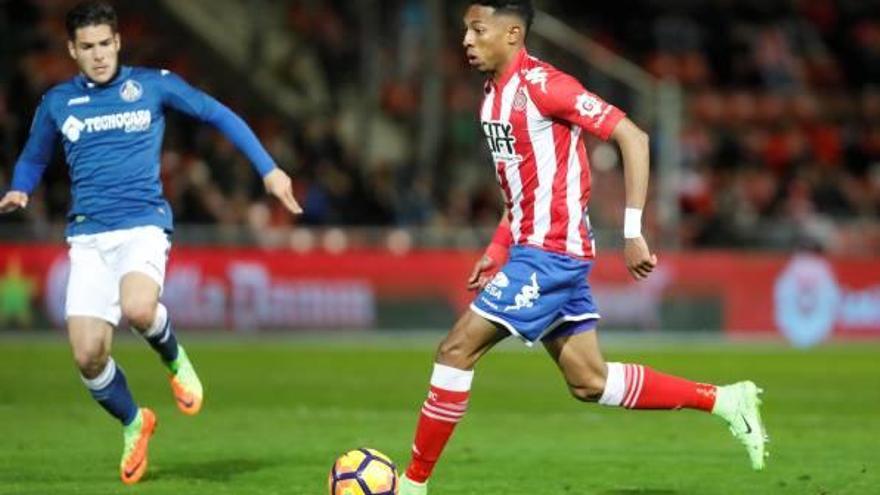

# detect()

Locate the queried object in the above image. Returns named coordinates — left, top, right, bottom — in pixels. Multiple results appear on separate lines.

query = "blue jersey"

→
left=10, top=66, right=276, bottom=236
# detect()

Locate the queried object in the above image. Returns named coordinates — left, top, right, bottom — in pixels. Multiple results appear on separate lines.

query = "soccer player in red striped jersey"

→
left=398, top=2, right=768, bottom=493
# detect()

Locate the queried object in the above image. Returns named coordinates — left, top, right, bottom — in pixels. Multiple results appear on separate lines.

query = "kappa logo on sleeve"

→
left=523, top=67, right=548, bottom=93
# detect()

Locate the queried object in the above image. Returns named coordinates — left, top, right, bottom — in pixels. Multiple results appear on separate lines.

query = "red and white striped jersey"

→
left=480, top=49, right=625, bottom=259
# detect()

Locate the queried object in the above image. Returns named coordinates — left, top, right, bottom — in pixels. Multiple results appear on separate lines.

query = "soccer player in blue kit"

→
left=0, top=1, right=302, bottom=484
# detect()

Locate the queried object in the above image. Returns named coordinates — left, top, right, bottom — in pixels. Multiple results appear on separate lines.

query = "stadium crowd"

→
left=1, top=0, right=878, bottom=253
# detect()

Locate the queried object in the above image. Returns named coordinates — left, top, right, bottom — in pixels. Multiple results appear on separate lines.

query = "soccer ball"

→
left=329, top=448, right=399, bottom=495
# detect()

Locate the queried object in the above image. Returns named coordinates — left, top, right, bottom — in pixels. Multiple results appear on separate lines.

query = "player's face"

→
left=462, top=5, right=519, bottom=74
left=67, top=24, right=121, bottom=84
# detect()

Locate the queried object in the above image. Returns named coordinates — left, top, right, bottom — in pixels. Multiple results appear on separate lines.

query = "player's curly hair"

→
left=65, top=1, right=118, bottom=40
left=472, top=0, right=534, bottom=35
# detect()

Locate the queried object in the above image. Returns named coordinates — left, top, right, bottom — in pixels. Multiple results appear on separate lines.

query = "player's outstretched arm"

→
left=529, top=70, right=655, bottom=280
left=467, top=210, right=511, bottom=291
left=0, top=191, right=29, bottom=213
left=262, top=168, right=302, bottom=215
left=4, top=96, right=57, bottom=213
left=159, top=70, right=303, bottom=216
left=610, top=117, right=657, bottom=281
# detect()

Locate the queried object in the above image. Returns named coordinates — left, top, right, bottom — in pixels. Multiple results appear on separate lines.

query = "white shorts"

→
left=65, top=226, right=171, bottom=325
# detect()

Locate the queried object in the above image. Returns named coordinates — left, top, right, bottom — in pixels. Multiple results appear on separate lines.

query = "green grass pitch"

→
left=0, top=336, right=877, bottom=494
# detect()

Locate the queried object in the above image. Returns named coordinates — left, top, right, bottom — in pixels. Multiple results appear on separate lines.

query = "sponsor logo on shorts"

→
left=504, top=272, right=541, bottom=312
left=485, top=271, right=509, bottom=300
left=480, top=297, right=499, bottom=311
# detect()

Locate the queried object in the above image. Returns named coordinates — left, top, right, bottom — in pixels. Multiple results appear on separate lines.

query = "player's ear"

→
left=113, top=32, right=121, bottom=52
left=67, top=40, right=77, bottom=61
left=507, top=24, right=524, bottom=45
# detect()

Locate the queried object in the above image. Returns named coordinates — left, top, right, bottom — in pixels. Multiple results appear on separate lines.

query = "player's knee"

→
left=121, top=300, right=156, bottom=330
left=73, top=347, right=110, bottom=378
left=568, top=375, right=607, bottom=402
left=436, top=339, right=465, bottom=367
left=436, top=337, right=475, bottom=369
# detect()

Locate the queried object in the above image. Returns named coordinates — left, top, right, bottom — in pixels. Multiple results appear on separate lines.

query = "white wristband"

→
left=623, top=208, right=642, bottom=239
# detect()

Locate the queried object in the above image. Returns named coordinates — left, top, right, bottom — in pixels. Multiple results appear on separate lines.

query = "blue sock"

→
left=83, top=358, right=139, bottom=426
left=141, top=303, right=179, bottom=365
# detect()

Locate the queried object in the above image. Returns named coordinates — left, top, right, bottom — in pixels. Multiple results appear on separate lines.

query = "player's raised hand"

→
left=263, top=168, right=303, bottom=215
left=0, top=191, right=29, bottom=213
left=624, top=236, right=657, bottom=281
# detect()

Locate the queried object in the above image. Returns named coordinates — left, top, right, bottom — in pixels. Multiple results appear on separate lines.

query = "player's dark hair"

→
left=472, top=0, right=534, bottom=35
left=65, top=1, right=118, bottom=40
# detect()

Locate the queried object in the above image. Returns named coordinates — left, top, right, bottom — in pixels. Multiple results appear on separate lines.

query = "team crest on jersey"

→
left=482, top=120, right=521, bottom=161
left=120, top=79, right=143, bottom=102
left=512, top=87, right=527, bottom=112
left=575, top=92, right=605, bottom=118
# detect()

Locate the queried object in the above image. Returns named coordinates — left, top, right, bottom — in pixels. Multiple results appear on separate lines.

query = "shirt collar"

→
left=76, top=65, right=131, bottom=90
left=490, top=48, right=528, bottom=89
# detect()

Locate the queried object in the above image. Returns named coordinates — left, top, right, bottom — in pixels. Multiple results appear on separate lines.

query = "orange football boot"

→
left=120, top=408, right=157, bottom=485
left=169, top=346, right=203, bottom=415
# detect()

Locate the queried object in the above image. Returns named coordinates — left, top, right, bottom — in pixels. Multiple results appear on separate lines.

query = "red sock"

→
left=599, top=363, right=716, bottom=411
left=405, top=365, right=473, bottom=483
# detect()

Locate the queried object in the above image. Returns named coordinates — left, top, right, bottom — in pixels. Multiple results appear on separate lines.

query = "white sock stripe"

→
left=624, top=365, right=636, bottom=408
left=625, top=365, right=645, bottom=408
left=423, top=402, right=466, bottom=418
left=157, top=323, right=171, bottom=344
left=142, top=303, right=168, bottom=338
left=429, top=363, right=474, bottom=392
left=622, top=364, right=633, bottom=407
left=421, top=409, right=462, bottom=423
left=635, top=365, right=646, bottom=406
left=622, top=364, right=636, bottom=407
left=81, top=357, right=117, bottom=390
left=625, top=364, right=642, bottom=408
left=599, top=362, right=626, bottom=406
left=427, top=400, right=469, bottom=412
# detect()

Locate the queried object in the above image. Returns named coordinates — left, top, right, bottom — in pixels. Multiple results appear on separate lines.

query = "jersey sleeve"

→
left=10, top=95, right=57, bottom=193
left=528, top=68, right=625, bottom=141
left=158, top=70, right=276, bottom=177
